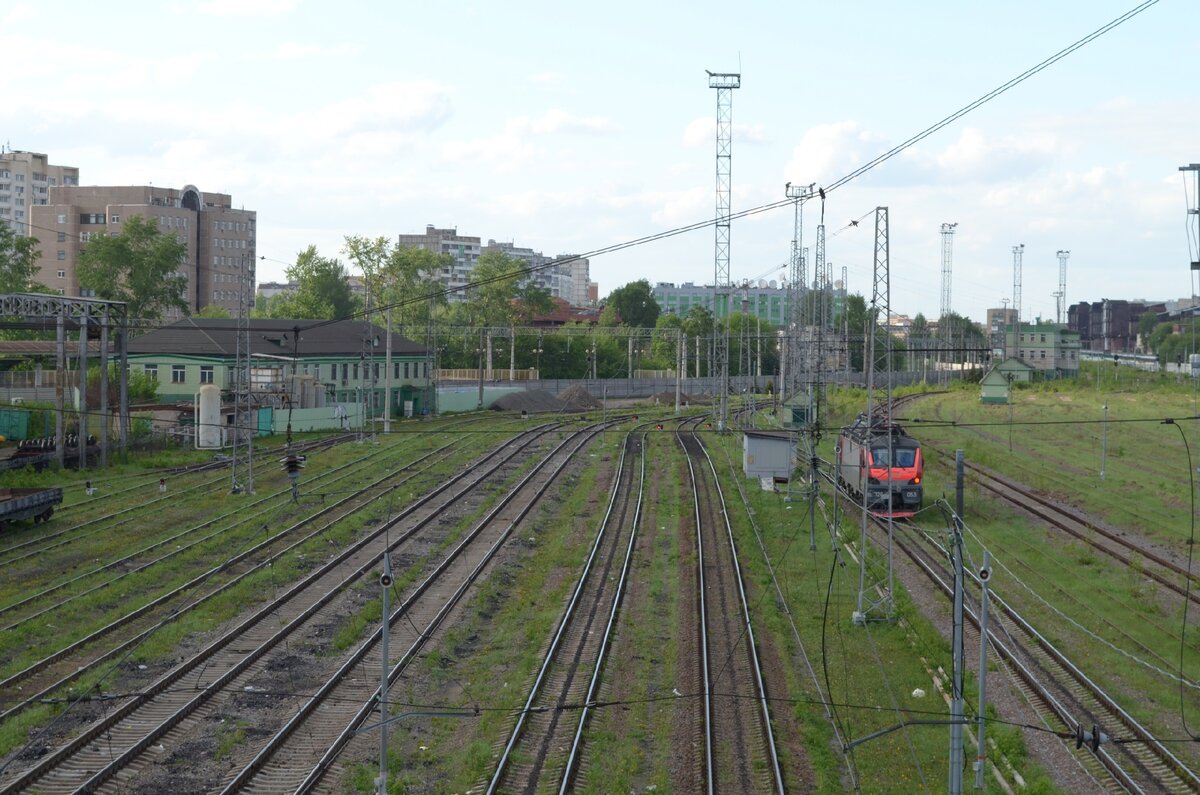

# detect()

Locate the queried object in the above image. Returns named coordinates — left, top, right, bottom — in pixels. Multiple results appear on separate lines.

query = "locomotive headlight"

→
left=912, top=475, right=921, bottom=485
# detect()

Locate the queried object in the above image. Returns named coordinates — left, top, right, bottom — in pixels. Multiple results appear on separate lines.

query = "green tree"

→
left=0, top=223, right=40, bottom=293
left=514, top=283, right=554, bottom=324
left=196, top=304, right=231, bottom=319
left=604, top=279, right=660, bottom=327
left=77, top=215, right=189, bottom=319
left=1137, top=310, right=1159, bottom=350
left=254, top=246, right=358, bottom=320
left=467, top=250, right=524, bottom=327
left=343, top=235, right=452, bottom=328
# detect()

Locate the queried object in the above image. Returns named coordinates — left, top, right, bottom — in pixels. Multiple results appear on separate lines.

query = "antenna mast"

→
left=708, top=69, right=740, bottom=431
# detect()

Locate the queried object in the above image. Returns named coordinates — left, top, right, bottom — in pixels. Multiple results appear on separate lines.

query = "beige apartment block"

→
left=0, top=150, right=79, bottom=233
left=30, top=184, right=256, bottom=318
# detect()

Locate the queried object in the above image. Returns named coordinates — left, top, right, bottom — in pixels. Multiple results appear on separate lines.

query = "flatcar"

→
left=836, top=413, right=923, bottom=517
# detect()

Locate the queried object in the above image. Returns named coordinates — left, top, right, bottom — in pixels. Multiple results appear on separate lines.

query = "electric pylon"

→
left=855, top=206, right=894, bottom=624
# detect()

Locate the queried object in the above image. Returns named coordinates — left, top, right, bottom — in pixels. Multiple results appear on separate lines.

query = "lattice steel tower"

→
left=1011, top=244, right=1025, bottom=344
left=1054, top=249, right=1070, bottom=325
left=855, top=207, right=894, bottom=624
left=708, top=69, right=740, bottom=430
left=784, top=182, right=814, bottom=400
left=231, top=253, right=254, bottom=494
left=939, top=223, right=958, bottom=320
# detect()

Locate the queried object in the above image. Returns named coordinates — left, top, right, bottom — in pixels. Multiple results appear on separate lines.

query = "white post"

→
left=377, top=552, right=393, bottom=794
left=1100, top=401, right=1108, bottom=480
left=974, top=549, right=992, bottom=790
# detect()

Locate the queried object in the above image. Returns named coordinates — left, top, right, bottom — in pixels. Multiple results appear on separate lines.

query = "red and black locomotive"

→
left=836, top=413, right=923, bottom=518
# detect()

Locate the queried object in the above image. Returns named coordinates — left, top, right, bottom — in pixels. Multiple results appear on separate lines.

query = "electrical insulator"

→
left=280, top=453, right=307, bottom=500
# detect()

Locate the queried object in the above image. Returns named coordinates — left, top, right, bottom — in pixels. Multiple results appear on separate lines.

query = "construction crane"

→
left=1053, top=250, right=1070, bottom=325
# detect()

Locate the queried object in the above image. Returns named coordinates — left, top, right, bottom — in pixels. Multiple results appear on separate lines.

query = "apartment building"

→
left=482, top=239, right=591, bottom=306
left=30, top=184, right=256, bottom=318
left=396, top=226, right=592, bottom=306
left=0, top=150, right=79, bottom=233
left=396, top=225, right=481, bottom=303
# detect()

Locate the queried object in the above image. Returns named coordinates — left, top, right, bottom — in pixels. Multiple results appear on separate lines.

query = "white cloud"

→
left=529, top=71, right=564, bottom=87
left=299, top=81, right=453, bottom=138
left=783, top=120, right=885, bottom=184
left=2, top=4, right=35, bottom=23
left=250, top=42, right=360, bottom=61
left=528, top=109, right=617, bottom=136
left=195, top=0, right=298, bottom=16
left=682, top=118, right=768, bottom=148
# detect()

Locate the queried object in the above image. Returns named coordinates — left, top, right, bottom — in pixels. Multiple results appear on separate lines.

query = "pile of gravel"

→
left=491, top=390, right=570, bottom=413
left=557, top=384, right=602, bottom=409
left=651, top=390, right=709, bottom=405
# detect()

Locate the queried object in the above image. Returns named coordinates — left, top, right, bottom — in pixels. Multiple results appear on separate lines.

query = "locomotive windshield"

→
left=871, top=447, right=917, bottom=468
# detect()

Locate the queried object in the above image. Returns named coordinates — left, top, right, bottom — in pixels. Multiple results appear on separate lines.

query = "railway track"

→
left=894, top=515, right=1200, bottom=793
left=213, top=420, right=616, bottom=794
left=0, top=430, right=489, bottom=726
left=941, top=452, right=1200, bottom=609
left=484, top=429, right=646, bottom=794
left=0, top=432, right=357, bottom=566
left=678, top=418, right=784, bottom=794
left=0, top=420, right=572, bottom=793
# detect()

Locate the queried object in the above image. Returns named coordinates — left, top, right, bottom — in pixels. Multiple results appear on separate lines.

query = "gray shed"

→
left=742, top=430, right=796, bottom=480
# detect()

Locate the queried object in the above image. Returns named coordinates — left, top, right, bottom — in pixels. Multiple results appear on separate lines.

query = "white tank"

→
left=196, top=384, right=222, bottom=449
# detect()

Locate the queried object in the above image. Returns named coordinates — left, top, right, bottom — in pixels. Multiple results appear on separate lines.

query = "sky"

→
left=3, top=0, right=1197, bottom=324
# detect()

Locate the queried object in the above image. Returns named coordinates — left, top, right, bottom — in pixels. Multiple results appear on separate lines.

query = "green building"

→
left=1005, top=322, right=1081, bottom=378
left=652, top=281, right=788, bottom=324
left=128, top=318, right=431, bottom=414
left=980, top=357, right=1034, bottom=404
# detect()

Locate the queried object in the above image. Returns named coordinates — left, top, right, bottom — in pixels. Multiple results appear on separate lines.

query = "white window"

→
left=171, top=365, right=186, bottom=384
left=144, top=365, right=158, bottom=381
left=56, top=269, right=65, bottom=278
left=199, top=366, right=214, bottom=384
left=111, top=215, right=120, bottom=223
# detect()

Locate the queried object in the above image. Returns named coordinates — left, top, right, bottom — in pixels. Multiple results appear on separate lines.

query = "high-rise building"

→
left=396, top=225, right=481, bottom=303
left=0, top=150, right=79, bottom=233
left=30, top=184, right=255, bottom=318
left=397, top=225, right=591, bottom=307
left=482, top=239, right=590, bottom=306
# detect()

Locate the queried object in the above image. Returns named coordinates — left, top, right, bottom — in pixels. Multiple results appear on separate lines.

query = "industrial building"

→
left=127, top=318, right=431, bottom=415
left=652, top=280, right=800, bottom=325
left=29, top=184, right=256, bottom=318
left=1003, top=322, right=1082, bottom=377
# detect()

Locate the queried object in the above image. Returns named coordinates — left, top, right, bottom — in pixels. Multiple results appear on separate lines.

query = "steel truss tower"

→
left=1054, top=249, right=1070, bottom=325
left=708, top=70, right=740, bottom=430
left=784, top=182, right=814, bottom=401
left=939, top=223, right=957, bottom=319
left=231, top=253, right=254, bottom=494
left=855, top=206, right=895, bottom=624
left=1011, top=244, right=1025, bottom=348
